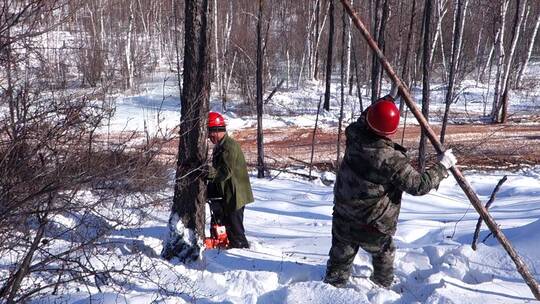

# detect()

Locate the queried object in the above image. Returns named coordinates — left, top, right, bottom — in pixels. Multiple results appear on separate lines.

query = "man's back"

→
left=333, top=118, right=447, bottom=235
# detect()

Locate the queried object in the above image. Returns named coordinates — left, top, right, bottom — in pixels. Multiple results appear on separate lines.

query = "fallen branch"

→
left=267, top=166, right=317, bottom=181
left=472, top=175, right=508, bottom=250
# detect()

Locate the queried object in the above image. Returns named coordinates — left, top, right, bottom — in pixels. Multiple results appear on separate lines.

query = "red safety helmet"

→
left=366, top=97, right=400, bottom=136
left=208, top=111, right=226, bottom=130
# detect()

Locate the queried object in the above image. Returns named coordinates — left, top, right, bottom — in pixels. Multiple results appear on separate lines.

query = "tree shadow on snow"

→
left=202, top=250, right=325, bottom=286
left=248, top=206, right=332, bottom=221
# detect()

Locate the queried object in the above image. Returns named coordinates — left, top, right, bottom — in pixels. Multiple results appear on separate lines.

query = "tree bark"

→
left=499, top=0, right=528, bottom=123
left=516, top=7, right=539, bottom=87
left=256, top=0, right=266, bottom=178
left=324, top=0, right=335, bottom=111
left=314, top=0, right=321, bottom=80
left=400, top=0, right=417, bottom=114
left=491, top=0, right=509, bottom=122
left=162, top=0, right=212, bottom=263
left=213, top=0, right=222, bottom=111
left=370, top=0, right=382, bottom=103
left=441, top=0, right=468, bottom=144
left=418, top=0, right=432, bottom=172
left=337, top=6, right=346, bottom=166
left=125, top=0, right=134, bottom=89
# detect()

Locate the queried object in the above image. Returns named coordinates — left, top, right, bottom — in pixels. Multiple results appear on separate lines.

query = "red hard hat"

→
left=366, top=98, right=400, bottom=136
left=208, top=111, right=226, bottom=130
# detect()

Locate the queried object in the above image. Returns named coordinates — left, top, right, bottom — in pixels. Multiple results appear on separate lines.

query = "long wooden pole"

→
left=338, top=0, right=540, bottom=300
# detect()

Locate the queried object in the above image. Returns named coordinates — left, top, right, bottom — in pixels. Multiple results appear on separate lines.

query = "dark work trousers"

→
left=325, top=215, right=395, bottom=287
left=223, top=207, right=249, bottom=248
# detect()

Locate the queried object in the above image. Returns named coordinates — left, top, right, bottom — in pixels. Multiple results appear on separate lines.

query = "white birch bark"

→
left=429, top=0, right=448, bottom=66
left=125, top=0, right=134, bottom=89
left=516, top=7, right=539, bottom=87
left=491, top=0, right=509, bottom=119
left=497, top=0, right=528, bottom=121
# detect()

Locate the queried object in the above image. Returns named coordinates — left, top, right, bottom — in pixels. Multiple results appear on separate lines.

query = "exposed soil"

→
left=230, top=123, right=540, bottom=172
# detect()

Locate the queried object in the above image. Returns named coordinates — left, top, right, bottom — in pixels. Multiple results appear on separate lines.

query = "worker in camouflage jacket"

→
left=207, top=111, right=254, bottom=249
left=324, top=95, right=457, bottom=288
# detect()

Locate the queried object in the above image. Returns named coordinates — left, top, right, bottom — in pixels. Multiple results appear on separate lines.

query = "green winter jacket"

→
left=333, top=117, right=448, bottom=235
left=210, top=133, right=254, bottom=212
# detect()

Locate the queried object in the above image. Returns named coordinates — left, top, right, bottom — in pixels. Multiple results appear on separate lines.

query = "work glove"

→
left=438, top=149, right=457, bottom=169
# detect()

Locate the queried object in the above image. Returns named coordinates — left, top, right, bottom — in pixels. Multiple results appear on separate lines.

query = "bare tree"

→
left=323, top=0, right=335, bottom=111
left=161, top=0, right=212, bottom=263
left=256, top=0, right=266, bottom=178
left=399, top=0, right=418, bottom=114
left=490, top=0, right=510, bottom=122
left=418, top=0, right=433, bottom=172
left=516, top=6, right=540, bottom=87
left=441, top=0, right=469, bottom=144
left=370, top=0, right=388, bottom=103
left=496, top=0, right=528, bottom=123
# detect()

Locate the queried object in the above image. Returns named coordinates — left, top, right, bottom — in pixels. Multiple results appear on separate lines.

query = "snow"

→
left=18, top=167, right=540, bottom=303
left=10, top=70, right=540, bottom=303
left=106, top=71, right=540, bottom=135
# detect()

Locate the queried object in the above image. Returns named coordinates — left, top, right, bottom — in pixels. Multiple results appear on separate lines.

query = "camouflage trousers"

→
left=324, top=215, right=396, bottom=288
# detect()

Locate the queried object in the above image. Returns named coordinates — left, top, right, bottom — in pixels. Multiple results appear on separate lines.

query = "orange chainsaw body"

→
left=204, top=223, right=229, bottom=249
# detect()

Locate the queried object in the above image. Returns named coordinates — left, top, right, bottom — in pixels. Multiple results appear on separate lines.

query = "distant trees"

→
left=0, top=0, right=536, bottom=116
left=0, top=0, right=172, bottom=300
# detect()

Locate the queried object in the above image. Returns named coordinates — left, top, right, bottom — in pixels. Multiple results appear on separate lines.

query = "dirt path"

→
left=231, top=123, right=540, bottom=171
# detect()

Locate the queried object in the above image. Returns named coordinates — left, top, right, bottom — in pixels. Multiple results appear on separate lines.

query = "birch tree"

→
left=516, top=6, right=539, bottom=88
left=441, top=0, right=469, bottom=144
left=498, top=0, right=528, bottom=123
left=490, top=0, right=510, bottom=122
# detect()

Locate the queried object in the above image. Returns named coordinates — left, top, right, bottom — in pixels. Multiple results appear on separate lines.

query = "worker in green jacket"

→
left=324, top=95, right=457, bottom=288
left=207, top=111, right=254, bottom=249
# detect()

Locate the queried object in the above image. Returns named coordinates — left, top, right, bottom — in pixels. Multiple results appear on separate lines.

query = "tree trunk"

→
left=370, top=0, right=382, bottom=103
left=516, top=7, right=539, bottom=87
left=400, top=0, right=417, bottom=114
left=256, top=0, right=266, bottom=178
left=418, top=0, right=432, bottom=172
left=162, top=0, right=212, bottom=263
left=337, top=6, right=346, bottom=166
left=429, top=0, right=448, bottom=76
left=491, top=0, right=509, bottom=122
left=498, top=0, right=528, bottom=123
left=441, top=0, right=468, bottom=144
left=125, top=0, right=134, bottom=89
left=314, top=0, right=321, bottom=80
left=345, top=0, right=353, bottom=93
left=324, top=0, right=335, bottom=111
left=213, top=0, right=222, bottom=111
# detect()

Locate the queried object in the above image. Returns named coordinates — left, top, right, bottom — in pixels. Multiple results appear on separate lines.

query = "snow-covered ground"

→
left=107, top=64, right=540, bottom=134
left=17, top=69, right=540, bottom=303
left=31, top=167, right=540, bottom=303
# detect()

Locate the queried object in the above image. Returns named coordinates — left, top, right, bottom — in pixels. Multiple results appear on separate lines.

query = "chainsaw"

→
left=204, top=184, right=229, bottom=249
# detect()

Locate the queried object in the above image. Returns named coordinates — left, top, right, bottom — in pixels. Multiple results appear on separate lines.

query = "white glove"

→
left=438, top=149, right=457, bottom=169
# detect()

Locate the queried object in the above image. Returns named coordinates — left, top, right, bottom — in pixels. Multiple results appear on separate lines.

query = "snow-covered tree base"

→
left=161, top=212, right=203, bottom=263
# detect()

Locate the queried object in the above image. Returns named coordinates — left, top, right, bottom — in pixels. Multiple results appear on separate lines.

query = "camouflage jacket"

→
left=210, top=133, right=254, bottom=212
left=333, top=118, right=448, bottom=235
